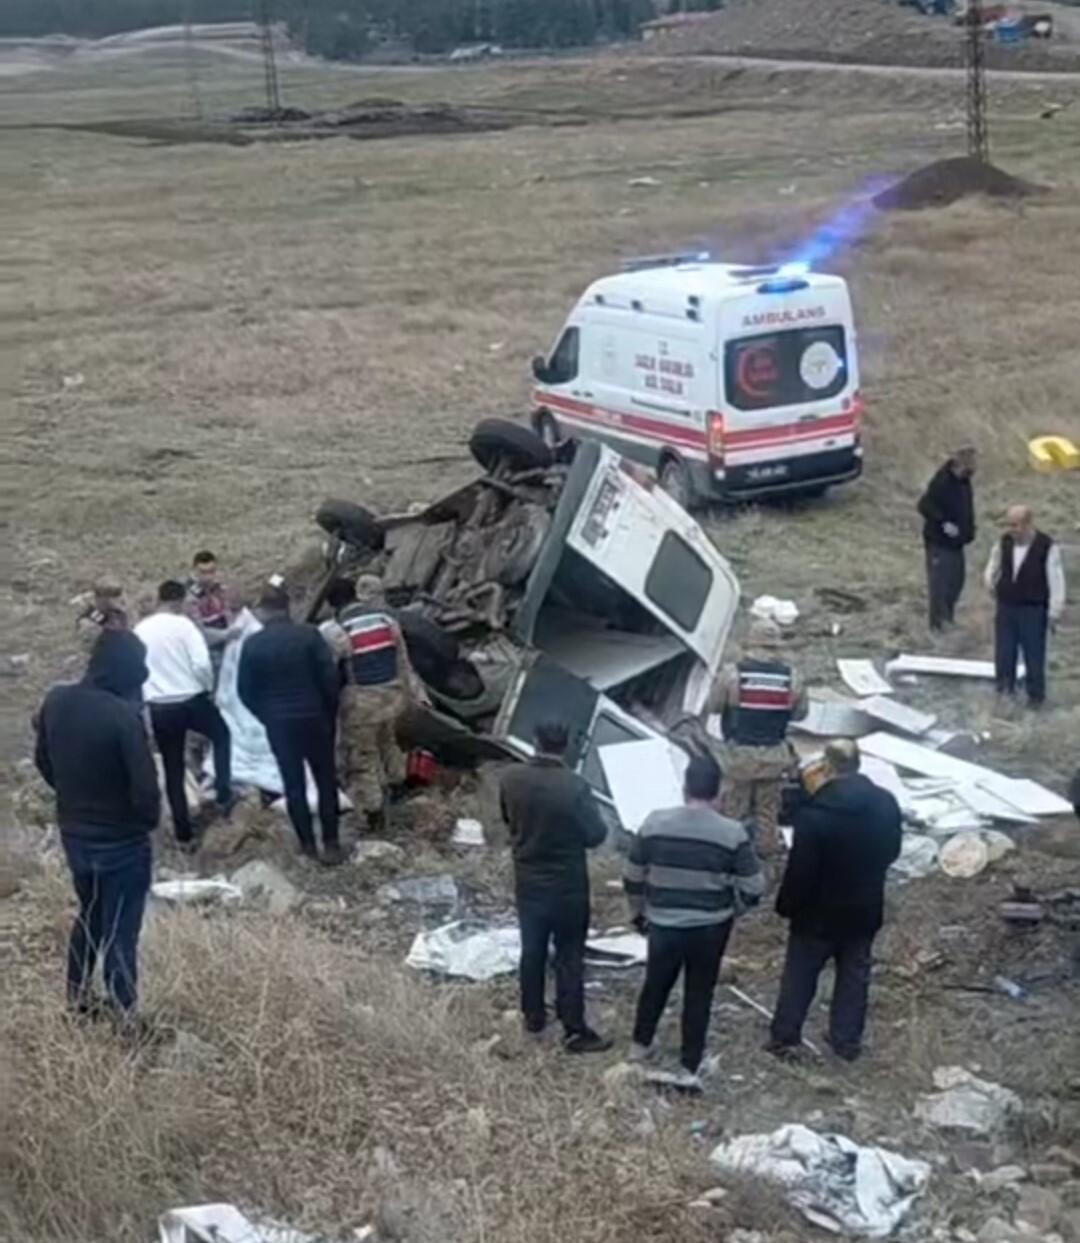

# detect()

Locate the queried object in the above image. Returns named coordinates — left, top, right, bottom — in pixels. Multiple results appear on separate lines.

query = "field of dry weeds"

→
left=3, top=46, right=1080, bottom=1243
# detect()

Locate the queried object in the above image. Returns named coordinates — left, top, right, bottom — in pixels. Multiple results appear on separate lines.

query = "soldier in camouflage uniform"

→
left=337, top=574, right=424, bottom=831
left=709, top=618, right=806, bottom=857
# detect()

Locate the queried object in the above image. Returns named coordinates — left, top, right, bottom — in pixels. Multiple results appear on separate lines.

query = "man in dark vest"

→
left=338, top=574, right=424, bottom=832
left=917, top=447, right=976, bottom=631
left=984, top=505, right=1066, bottom=708
left=710, top=618, right=807, bottom=856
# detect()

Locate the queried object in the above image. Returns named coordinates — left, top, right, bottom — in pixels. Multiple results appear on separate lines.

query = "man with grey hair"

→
left=917, top=447, right=977, bottom=631
left=768, top=739, right=901, bottom=1062
left=709, top=617, right=807, bottom=856
left=984, top=504, right=1065, bottom=708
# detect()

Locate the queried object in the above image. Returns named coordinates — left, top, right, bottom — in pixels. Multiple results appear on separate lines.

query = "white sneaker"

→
left=628, top=1041, right=657, bottom=1064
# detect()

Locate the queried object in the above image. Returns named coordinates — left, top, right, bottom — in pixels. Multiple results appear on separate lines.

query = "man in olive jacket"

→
left=500, top=720, right=611, bottom=1053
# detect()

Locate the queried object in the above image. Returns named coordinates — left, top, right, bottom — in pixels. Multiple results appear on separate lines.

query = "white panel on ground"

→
left=837, top=658, right=893, bottom=696
left=860, top=732, right=1071, bottom=818
left=860, top=695, right=937, bottom=737
left=885, top=655, right=997, bottom=680
left=859, top=756, right=913, bottom=813
left=599, top=738, right=688, bottom=833
left=792, top=694, right=873, bottom=738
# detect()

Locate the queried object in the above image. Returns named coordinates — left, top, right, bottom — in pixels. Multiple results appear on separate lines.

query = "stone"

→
left=977, top=1216, right=1030, bottom=1243
left=229, top=860, right=299, bottom=915
left=1015, top=1184, right=1062, bottom=1234
left=728, top=1232, right=767, bottom=1243
left=352, top=839, right=406, bottom=868
left=916, top=1067, right=1022, bottom=1136
left=1059, top=1209, right=1080, bottom=1243
left=377, top=873, right=458, bottom=908
left=1029, top=1164, right=1073, bottom=1185
left=978, top=1166, right=1027, bottom=1193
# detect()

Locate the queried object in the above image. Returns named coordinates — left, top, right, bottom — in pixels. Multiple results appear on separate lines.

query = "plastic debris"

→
left=710, top=1124, right=930, bottom=1238
left=379, top=873, right=460, bottom=909
left=751, top=595, right=800, bottom=627
left=451, top=818, right=486, bottom=847
left=406, top=921, right=520, bottom=981
left=159, top=1204, right=319, bottom=1243
left=939, top=832, right=990, bottom=879
left=150, top=876, right=243, bottom=906
left=836, top=658, right=892, bottom=697
left=915, top=1067, right=1022, bottom=1135
left=891, top=834, right=940, bottom=881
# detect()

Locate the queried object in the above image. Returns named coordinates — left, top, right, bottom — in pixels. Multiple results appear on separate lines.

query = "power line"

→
left=965, top=0, right=989, bottom=162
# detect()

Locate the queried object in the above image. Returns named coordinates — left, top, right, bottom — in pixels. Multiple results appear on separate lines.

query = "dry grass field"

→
left=3, top=45, right=1080, bottom=1243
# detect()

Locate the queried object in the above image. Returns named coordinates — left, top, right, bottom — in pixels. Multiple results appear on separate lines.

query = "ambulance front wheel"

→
left=658, top=455, right=695, bottom=511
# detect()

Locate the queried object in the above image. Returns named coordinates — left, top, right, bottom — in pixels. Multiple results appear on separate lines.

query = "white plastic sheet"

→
left=151, top=877, right=243, bottom=905
left=751, top=595, right=800, bottom=627
left=159, top=1204, right=317, bottom=1243
left=599, top=738, right=688, bottom=834
left=837, top=659, right=893, bottom=697
left=914, top=1067, right=1021, bottom=1135
left=710, top=1124, right=930, bottom=1238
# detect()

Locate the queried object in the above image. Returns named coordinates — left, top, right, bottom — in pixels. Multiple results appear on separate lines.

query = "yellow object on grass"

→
left=1028, top=435, right=1080, bottom=473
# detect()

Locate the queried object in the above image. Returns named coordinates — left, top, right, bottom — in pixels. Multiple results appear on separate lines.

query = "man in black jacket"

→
left=917, top=447, right=976, bottom=631
left=768, top=739, right=902, bottom=1062
left=238, top=588, right=342, bottom=864
left=35, top=630, right=160, bottom=1017
left=500, top=720, right=611, bottom=1053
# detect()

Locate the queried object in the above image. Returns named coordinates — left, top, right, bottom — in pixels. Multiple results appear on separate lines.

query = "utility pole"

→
left=182, top=0, right=203, bottom=120
left=965, top=0, right=989, bottom=162
left=257, top=0, right=282, bottom=116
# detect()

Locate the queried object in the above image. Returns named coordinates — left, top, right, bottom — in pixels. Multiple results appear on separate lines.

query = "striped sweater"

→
left=624, top=803, right=765, bottom=929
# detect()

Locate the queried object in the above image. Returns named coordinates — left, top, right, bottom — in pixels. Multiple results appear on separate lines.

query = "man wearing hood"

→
left=34, top=630, right=160, bottom=1019
left=709, top=617, right=807, bottom=856
left=767, top=739, right=902, bottom=1062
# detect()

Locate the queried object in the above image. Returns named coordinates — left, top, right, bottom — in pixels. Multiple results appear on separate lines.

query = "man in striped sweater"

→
left=624, top=753, right=765, bottom=1090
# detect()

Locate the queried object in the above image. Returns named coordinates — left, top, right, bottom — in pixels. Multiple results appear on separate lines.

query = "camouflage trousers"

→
left=340, top=683, right=407, bottom=816
left=719, top=743, right=793, bottom=856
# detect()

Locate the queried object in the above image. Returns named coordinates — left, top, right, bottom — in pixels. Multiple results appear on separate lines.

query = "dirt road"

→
left=674, top=50, right=1080, bottom=84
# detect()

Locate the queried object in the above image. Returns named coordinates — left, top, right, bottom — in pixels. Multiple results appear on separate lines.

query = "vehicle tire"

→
left=395, top=703, right=511, bottom=767
left=396, top=609, right=460, bottom=665
left=534, top=410, right=561, bottom=449
left=658, top=455, right=695, bottom=511
left=315, top=499, right=385, bottom=551
left=469, top=418, right=553, bottom=473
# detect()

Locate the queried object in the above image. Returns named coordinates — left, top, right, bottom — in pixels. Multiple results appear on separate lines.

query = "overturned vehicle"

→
left=309, top=418, right=739, bottom=827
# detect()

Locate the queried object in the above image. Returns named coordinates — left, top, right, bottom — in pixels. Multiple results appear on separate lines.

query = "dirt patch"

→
left=873, top=156, right=1047, bottom=210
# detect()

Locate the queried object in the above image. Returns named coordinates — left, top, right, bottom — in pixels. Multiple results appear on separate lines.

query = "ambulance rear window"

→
left=645, top=531, right=712, bottom=632
left=725, top=325, right=847, bottom=411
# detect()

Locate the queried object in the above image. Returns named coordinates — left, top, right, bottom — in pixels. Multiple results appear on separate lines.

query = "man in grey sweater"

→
left=624, top=752, right=764, bottom=1089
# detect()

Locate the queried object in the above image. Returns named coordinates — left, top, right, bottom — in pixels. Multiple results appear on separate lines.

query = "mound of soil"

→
left=873, top=157, right=1045, bottom=210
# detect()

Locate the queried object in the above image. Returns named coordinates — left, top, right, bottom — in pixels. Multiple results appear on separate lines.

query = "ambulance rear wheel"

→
left=658, top=456, right=694, bottom=511
left=470, top=418, right=553, bottom=473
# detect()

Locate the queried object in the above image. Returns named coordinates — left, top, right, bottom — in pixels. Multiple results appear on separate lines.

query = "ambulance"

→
left=530, top=254, right=863, bottom=507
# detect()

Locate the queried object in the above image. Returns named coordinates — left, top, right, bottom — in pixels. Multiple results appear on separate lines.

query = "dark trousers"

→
left=925, top=543, right=965, bottom=630
left=994, top=603, right=1048, bottom=704
left=633, top=920, right=732, bottom=1073
left=265, top=715, right=339, bottom=852
left=517, top=886, right=588, bottom=1036
left=62, top=834, right=152, bottom=1013
left=770, top=929, right=874, bottom=1057
left=150, top=694, right=232, bottom=842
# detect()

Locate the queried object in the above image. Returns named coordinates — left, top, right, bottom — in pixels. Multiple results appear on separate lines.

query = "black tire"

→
left=395, top=609, right=459, bottom=665
left=315, top=499, right=385, bottom=551
left=469, top=418, right=553, bottom=473
left=658, top=455, right=694, bottom=511
left=395, top=704, right=512, bottom=766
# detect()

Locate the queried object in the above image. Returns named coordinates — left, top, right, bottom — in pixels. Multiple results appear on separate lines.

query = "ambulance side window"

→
left=548, top=327, right=580, bottom=384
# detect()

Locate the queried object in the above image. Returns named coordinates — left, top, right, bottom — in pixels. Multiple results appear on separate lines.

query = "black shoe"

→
left=564, top=1028, right=613, bottom=1055
left=300, top=842, right=319, bottom=860
left=764, top=1039, right=803, bottom=1062
left=366, top=809, right=387, bottom=835
left=828, top=1041, right=861, bottom=1063
left=176, top=838, right=199, bottom=857
left=319, top=844, right=346, bottom=868
left=523, top=1013, right=547, bottom=1037
left=216, top=793, right=240, bottom=820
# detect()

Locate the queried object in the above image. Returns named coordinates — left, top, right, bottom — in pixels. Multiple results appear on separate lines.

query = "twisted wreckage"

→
left=305, top=418, right=739, bottom=829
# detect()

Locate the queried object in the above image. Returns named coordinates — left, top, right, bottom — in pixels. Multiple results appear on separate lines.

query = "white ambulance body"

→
left=530, top=256, right=863, bottom=506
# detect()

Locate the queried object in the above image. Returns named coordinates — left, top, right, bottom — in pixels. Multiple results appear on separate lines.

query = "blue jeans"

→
left=995, top=603, right=1048, bottom=704
left=62, top=834, right=152, bottom=1013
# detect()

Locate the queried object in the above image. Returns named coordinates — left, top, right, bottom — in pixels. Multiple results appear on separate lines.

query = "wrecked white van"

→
left=312, top=418, right=739, bottom=824
left=530, top=254, right=864, bottom=508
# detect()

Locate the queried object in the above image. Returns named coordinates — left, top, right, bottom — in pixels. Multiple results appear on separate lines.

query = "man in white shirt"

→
left=135, top=580, right=233, bottom=848
left=984, top=505, right=1066, bottom=708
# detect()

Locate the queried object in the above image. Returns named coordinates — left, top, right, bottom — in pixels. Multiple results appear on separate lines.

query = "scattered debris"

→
left=710, top=1124, right=930, bottom=1237
left=229, top=861, right=300, bottom=916
left=150, top=876, right=243, bottom=906
left=860, top=695, right=936, bottom=738
left=892, top=833, right=940, bottom=881
left=351, top=839, right=407, bottom=868
left=885, top=655, right=997, bottom=681
left=793, top=692, right=872, bottom=738
left=628, top=175, right=662, bottom=187
left=750, top=595, right=800, bottom=627
left=159, top=1204, right=321, bottom=1243
left=379, top=873, right=460, bottom=910
left=451, top=818, right=486, bottom=847
left=975, top=1165, right=1027, bottom=1193
left=939, top=832, right=991, bottom=879
left=837, top=658, right=893, bottom=697
left=599, top=738, right=688, bottom=833
left=915, top=1067, right=1022, bottom=1136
